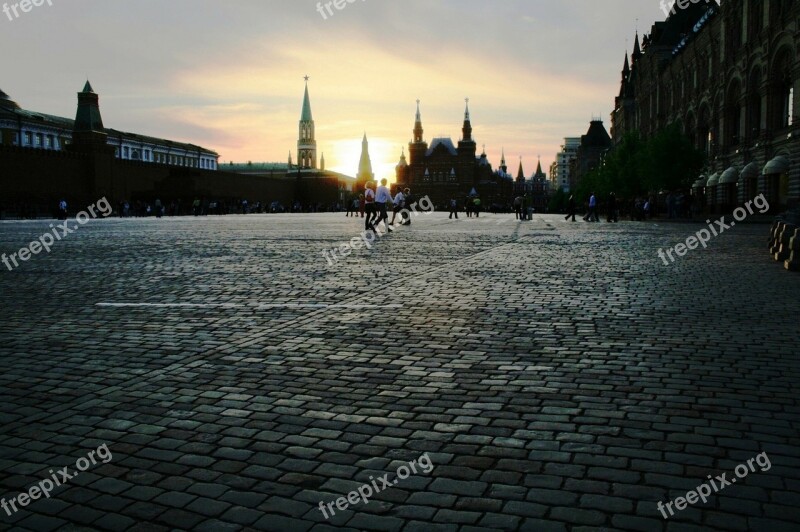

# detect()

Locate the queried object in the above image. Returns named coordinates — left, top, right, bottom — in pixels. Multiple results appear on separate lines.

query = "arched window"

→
left=748, top=0, right=764, bottom=42
left=746, top=68, right=763, bottom=138
left=726, top=12, right=742, bottom=60
left=770, top=0, right=789, bottom=26
left=770, top=49, right=794, bottom=129
left=724, top=80, right=742, bottom=146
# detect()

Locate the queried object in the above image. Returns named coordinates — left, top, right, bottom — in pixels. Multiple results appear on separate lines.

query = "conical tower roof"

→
left=301, top=79, right=313, bottom=122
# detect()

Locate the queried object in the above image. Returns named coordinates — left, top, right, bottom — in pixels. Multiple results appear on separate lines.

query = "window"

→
left=35, top=133, right=42, bottom=147
left=770, top=49, right=793, bottom=129
left=46, top=135, right=53, bottom=148
left=748, top=0, right=764, bottom=41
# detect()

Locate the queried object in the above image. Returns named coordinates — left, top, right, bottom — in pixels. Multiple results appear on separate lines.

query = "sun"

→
left=327, top=137, right=401, bottom=185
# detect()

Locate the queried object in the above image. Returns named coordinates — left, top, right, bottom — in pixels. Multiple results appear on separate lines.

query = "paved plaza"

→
left=0, top=212, right=799, bottom=532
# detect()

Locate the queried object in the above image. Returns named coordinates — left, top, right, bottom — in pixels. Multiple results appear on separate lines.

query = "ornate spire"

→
left=397, top=147, right=408, bottom=168
left=462, top=97, right=473, bottom=142
left=357, top=133, right=374, bottom=183
left=298, top=77, right=317, bottom=169
left=632, top=32, right=642, bottom=63
left=413, top=99, right=424, bottom=143
left=301, top=76, right=312, bottom=121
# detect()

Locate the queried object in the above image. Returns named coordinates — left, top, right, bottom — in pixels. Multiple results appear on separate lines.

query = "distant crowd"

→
left=0, top=190, right=701, bottom=221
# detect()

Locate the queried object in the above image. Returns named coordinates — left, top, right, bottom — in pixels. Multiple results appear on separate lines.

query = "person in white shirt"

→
left=390, top=189, right=405, bottom=226
left=374, top=178, right=394, bottom=231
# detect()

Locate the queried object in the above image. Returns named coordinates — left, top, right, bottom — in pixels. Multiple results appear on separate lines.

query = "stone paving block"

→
left=1, top=214, right=799, bottom=530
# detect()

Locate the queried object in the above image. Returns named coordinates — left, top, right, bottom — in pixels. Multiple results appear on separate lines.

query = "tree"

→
left=575, top=124, right=705, bottom=202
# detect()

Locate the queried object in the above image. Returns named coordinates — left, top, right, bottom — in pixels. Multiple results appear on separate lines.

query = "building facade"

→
left=551, top=137, right=581, bottom=192
left=0, top=83, right=219, bottom=170
left=395, top=101, right=512, bottom=206
left=612, top=0, right=799, bottom=211
left=575, top=119, right=613, bottom=185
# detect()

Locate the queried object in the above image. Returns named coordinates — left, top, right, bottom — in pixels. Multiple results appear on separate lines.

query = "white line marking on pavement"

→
left=96, top=303, right=401, bottom=309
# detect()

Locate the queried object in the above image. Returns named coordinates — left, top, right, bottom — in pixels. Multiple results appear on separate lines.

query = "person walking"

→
left=449, top=198, right=459, bottom=219
left=606, top=192, right=618, bottom=223
left=401, top=189, right=413, bottom=225
left=473, top=196, right=481, bottom=218
left=364, top=182, right=377, bottom=231
left=565, top=195, right=576, bottom=222
left=513, top=196, right=523, bottom=220
left=375, top=179, right=394, bottom=231
left=390, top=188, right=405, bottom=226
left=587, top=192, right=598, bottom=222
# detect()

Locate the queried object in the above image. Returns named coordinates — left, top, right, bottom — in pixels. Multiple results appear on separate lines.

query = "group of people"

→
left=513, top=196, right=534, bottom=221
left=357, top=179, right=414, bottom=231
left=564, top=192, right=640, bottom=223
left=446, top=197, right=482, bottom=219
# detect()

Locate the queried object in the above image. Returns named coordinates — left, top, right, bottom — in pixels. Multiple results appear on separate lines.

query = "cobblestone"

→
left=1, top=213, right=799, bottom=530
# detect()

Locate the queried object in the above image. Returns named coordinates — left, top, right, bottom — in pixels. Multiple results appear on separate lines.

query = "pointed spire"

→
left=358, top=133, right=373, bottom=182
left=501, top=148, right=506, bottom=166
left=413, top=99, right=424, bottom=143
left=632, top=32, right=642, bottom=63
left=288, top=150, right=293, bottom=167
left=623, top=52, right=630, bottom=75
left=74, top=80, right=104, bottom=133
left=320, top=152, right=325, bottom=171
left=301, top=76, right=313, bottom=122
left=517, top=157, right=525, bottom=181
left=536, top=157, right=543, bottom=177
left=461, top=97, right=473, bottom=142
left=397, top=147, right=408, bottom=168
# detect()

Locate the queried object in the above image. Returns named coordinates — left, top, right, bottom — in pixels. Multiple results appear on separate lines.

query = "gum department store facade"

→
left=612, top=0, right=799, bottom=213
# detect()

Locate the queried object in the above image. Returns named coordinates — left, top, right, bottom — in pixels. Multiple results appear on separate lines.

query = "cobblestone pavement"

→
left=1, top=212, right=799, bottom=532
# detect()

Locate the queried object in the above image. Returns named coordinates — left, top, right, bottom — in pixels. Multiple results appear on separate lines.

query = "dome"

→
left=740, top=162, right=759, bottom=180
left=763, top=156, right=790, bottom=175
left=719, top=167, right=739, bottom=184
left=0, top=89, right=21, bottom=110
left=706, top=173, right=719, bottom=187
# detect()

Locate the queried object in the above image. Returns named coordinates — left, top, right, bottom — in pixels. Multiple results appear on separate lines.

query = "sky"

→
left=1, top=0, right=671, bottom=181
